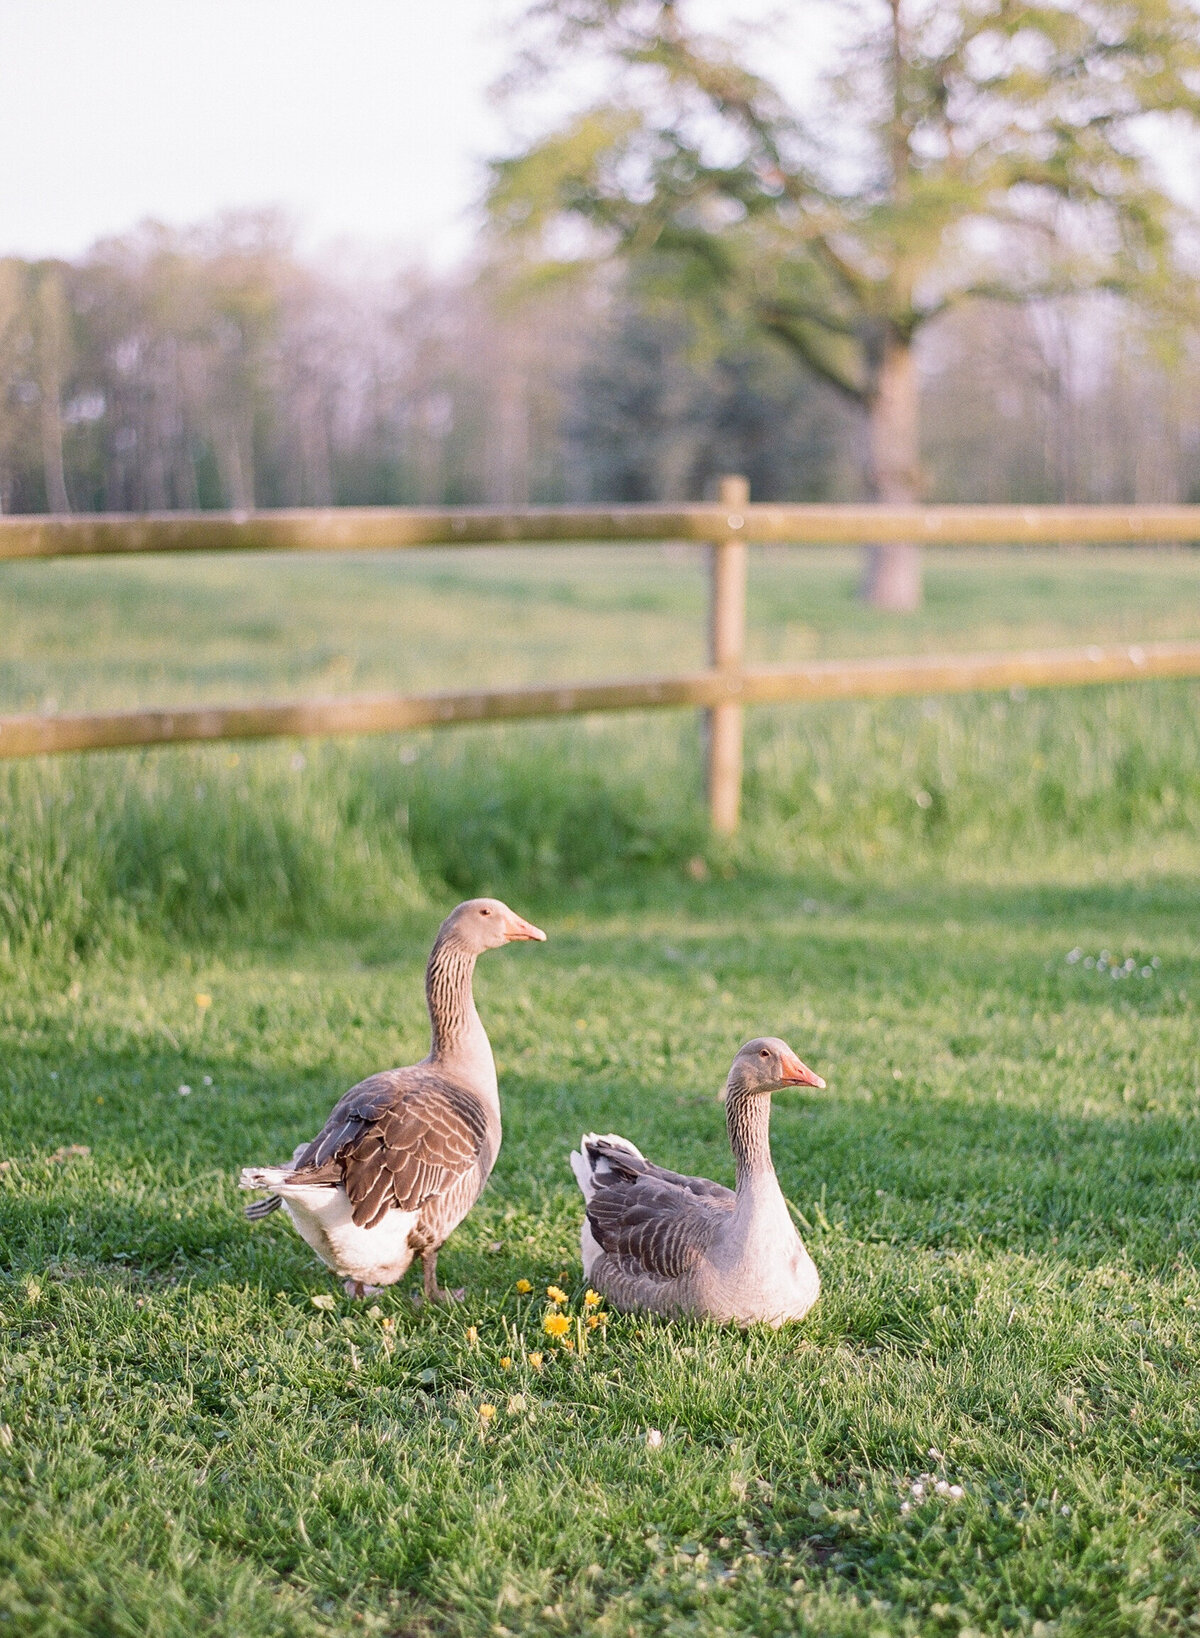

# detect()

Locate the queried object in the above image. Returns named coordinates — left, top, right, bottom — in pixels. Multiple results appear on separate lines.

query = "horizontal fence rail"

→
left=2, top=642, right=1198, bottom=759
left=2, top=497, right=1199, bottom=831
left=4, top=503, right=1200, bottom=560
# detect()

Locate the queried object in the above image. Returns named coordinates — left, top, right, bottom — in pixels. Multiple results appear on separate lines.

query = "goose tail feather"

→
left=570, top=1131, right=645, bottom=1201
left=239, top=1164, right=294, bottom=1193
left=244, top=1193, right=282, bottom=1221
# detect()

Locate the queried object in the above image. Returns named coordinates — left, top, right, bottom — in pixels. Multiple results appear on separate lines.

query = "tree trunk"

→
left=862, top=331, right=921, bottom=610
left=36, top=270, right=71, bottom=514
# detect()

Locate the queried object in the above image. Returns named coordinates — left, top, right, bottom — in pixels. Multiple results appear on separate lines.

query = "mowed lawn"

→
left=1, top=545, right=1200, bottom=1636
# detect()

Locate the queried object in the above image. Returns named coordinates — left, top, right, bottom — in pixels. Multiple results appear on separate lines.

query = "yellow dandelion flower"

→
left=528, top=1351, right=544, bottom=1371
left=584, top=1289, right=601, bottom=1307
left=195, top=993, right=212, bottom=1010
left=465, top=1325, right=479, bottom=1346
left=515, top=1279, right=532, bottom=1295
left=547, top=1285, right=569, bottom=1305
left=561, top=1336, right=575, bottom=1352
left=478, top=1403, right=496, bottom=1422
left=543, top=1312, right=570, bottom=1339
left=500, top=1356, right=513, bottom=1370
left=586, top=1312, right=608, bottom=1329
left=381, top=1316, right=394, bottom=1331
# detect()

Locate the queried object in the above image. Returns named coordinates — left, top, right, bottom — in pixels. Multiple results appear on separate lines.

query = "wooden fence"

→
left=3, top=483, right=1200, bottom=833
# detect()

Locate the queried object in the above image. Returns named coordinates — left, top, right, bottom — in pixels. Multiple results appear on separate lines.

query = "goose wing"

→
left=286, top=1068, right=489, bottom=1230
left=584, top=1135, right=735, bottom=1207
left=586, top=1172, right=729, bottom=1279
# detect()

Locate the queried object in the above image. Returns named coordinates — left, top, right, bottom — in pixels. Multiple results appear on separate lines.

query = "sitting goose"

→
left=570, top=1037, right=825, bottom=1327
left=240, top=898, right=545, bottom=1300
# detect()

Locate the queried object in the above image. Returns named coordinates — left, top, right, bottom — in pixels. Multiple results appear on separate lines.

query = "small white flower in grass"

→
left=645, top=1428, right=664, bottom=1450
left=177, top=1084, right=192, bottom=1097
left=950, top=1485, right=965, bottom=1500
left=202, top=1075, right=213, bottom=1086
left=310, top=1293, right=336, bottom=1311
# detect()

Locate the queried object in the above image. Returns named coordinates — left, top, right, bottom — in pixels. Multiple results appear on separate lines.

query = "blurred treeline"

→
left=2, top=212, right=1198, bottom=514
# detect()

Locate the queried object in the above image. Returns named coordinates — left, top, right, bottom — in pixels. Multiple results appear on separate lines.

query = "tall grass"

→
left=3, top=678, right=1198, bottom=968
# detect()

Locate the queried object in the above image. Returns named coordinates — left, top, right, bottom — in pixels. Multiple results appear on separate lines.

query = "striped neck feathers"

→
left=425, top=928, right=496, bottom=1096
left=724, top=1084, right=777, bottom=1191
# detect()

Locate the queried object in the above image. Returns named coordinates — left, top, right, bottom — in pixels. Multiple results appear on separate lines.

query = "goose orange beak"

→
left=504, top=912, right=547, bottom=942
left=779, top=1050, right=825, bottom=1089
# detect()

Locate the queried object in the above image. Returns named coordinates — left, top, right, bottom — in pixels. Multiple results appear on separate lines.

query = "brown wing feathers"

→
left=284, top=1071, right=489, bottom=1230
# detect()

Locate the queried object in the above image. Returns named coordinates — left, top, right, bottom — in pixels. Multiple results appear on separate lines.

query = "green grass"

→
left=1, top=546, right=1200, bottom=1635
left=3, top=544, right=1200, bottom=710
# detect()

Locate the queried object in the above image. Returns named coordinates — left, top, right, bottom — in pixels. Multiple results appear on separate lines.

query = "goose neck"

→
left=726, top=1086, right=776, bottom=1192
left=425, top=930, right=496, bottom=1096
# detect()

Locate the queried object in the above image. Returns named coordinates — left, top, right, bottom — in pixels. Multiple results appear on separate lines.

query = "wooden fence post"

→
left=706, top=474, right=750, bottom=834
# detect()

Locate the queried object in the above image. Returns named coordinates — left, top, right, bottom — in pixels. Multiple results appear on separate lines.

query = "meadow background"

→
left=1, top=545, right=1199, bottom=1636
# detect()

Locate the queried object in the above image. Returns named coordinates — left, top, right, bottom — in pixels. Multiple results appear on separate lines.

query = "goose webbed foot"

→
left=343, top=1279, right=384, bottom=1299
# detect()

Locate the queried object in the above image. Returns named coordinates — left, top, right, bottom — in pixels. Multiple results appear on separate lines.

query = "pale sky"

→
left=0, top=0, right=516, bottom=263
left=6, top=2, right=1193, bottom=268
left=0, top=0, right=816, bottom=266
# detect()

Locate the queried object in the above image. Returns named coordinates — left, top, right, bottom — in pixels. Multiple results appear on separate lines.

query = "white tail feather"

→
left=239, top=1143, right=311, bottom=1196
left=239, top=1165, right=314, bottom=1195
left=569, top=1131, right=644, bottom=1202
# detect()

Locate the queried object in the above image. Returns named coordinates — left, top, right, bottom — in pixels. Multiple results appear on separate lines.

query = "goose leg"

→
left=421, top=1249, right=465, bottom=1305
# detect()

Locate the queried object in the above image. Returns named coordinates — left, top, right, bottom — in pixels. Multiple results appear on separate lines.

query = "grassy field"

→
left=2, top=546, right=1199, bottom=1636
left=4, top=543, right=1200, bottom=710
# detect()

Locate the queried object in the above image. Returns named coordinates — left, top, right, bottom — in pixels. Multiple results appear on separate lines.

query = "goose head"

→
left=441, top=897, right=547, bottom=954
left=719, top=1036, right=825, bottom=1102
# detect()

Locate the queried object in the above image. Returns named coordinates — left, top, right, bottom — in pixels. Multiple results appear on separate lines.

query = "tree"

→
left=489, top=0, right=1200, bottom=606
left=33, top=264, right=74, bottom=513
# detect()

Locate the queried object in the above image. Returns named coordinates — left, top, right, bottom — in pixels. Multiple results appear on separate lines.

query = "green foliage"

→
left=4, top=542, right=1200, bottom=967
left=492, top=0, right=1200, bottom=404
left=4, top=674, right=1200, bottom=975
left=0, top=749, right=425, bottom=968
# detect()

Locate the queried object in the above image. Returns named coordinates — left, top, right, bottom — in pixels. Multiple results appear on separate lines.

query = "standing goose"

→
left=240, top=898, right=545, bottom=1300
left=570, top=1037, right=825, bottom=1327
